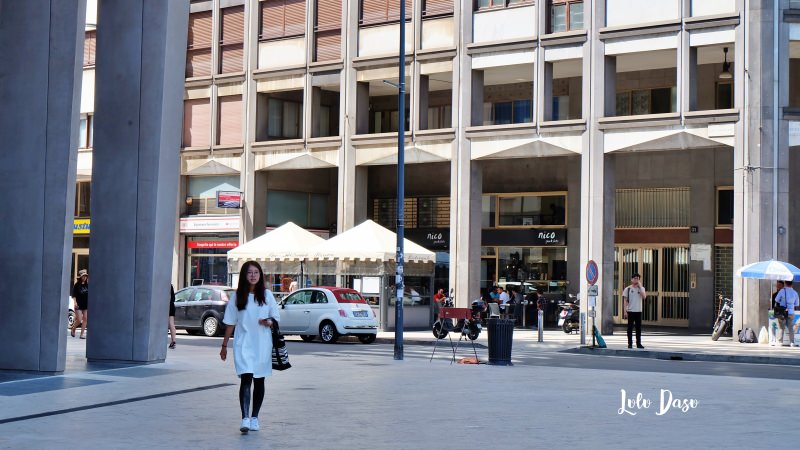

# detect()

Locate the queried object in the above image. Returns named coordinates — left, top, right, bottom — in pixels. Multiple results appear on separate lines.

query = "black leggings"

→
left=239, top=373, right=265, bottom=419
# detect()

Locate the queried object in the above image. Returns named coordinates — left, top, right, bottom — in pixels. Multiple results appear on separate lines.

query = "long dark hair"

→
left=236, top=261, right=266, bottom=310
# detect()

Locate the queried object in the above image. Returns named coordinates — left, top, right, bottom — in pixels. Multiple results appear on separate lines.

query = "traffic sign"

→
left=586, top=260, right=599, bottom=285
left=587, top=285, right=599, bottom=296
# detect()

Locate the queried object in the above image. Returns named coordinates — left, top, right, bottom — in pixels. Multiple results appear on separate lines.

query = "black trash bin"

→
left=487, top=318, right=514, bottom=366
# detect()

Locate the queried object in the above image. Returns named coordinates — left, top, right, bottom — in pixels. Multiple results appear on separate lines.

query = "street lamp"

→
left=394, top=0, right=407, bottom=361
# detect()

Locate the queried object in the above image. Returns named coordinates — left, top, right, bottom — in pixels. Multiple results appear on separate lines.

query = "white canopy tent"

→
left=226, top=222, right=325, bottom=285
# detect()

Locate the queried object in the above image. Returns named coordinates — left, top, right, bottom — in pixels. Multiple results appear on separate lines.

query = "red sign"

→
left=217, top=191, right=242, bottom=208
left=187, top=241, right=239, bottom=249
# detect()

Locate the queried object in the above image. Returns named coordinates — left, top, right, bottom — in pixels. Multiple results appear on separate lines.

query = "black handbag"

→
left=271, top=320, right=291, bottom=371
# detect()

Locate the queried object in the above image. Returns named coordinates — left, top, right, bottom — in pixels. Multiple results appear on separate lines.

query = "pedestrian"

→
left=433, top=288, right=445, bottom=303
left=220, top=260, right=281, bottom=433
left=773, top=280, right=799, bottom=347
left=512, top=287, right=524, bottom=325
left=288, top=279, right=299, bottom=293
left=433, top=288, right=445, bottom=321
left=168, top=284, right=177, bottom=349
left=70, top=269, right=89, bottom=339
left=622, top=273, right=646, bottom=349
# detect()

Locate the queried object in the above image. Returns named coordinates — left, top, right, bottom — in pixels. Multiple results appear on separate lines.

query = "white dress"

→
left=223, top=290, right=281, bottom=378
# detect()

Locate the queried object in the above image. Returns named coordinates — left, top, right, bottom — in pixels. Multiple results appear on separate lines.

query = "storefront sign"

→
left=187, top=240, right=239, bottom=249
left=73, top=219, right=90, bottom=235
left=482, top=228, right=567, bottom=247
left=217, top=191, right=242, bottom=209
left=405, top=229, right=449, bottom=250
left=180, top=216, right=240, bottom=233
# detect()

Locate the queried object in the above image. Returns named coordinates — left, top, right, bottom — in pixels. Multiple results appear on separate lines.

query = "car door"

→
left=307, top=290, right=333, bottom=332
left=190, top=288, right=214, bottom=325
left=281, top=290, right=313, bottom=333
left=173, top=288, right=194, bottom=327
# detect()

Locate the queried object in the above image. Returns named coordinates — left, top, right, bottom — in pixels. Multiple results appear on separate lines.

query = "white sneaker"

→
left=249, top=417, right=260, bottom=431
left=240, top=418, right=250, bottom=433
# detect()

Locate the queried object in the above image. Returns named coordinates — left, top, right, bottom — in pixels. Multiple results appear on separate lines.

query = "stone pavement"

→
left=0, top=332, right=794, bottom=449
left=375, top=326, right=800, bottom=365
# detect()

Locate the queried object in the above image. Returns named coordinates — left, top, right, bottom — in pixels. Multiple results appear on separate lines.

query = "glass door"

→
left=613, top=246, right=689, bottom=327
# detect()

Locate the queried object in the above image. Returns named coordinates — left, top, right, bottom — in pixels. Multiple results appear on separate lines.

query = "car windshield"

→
left=337, top=292, right=367, bottom=304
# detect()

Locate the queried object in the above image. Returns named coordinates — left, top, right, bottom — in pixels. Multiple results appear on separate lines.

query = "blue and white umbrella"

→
left=735, top=260, right=800, bottom=281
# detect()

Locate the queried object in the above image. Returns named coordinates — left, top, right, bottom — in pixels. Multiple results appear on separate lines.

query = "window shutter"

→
left=187, top=11, right=213, bottom=77
left=315, top=29, right=341, bottom=61
left=284, top=0, right=307, bottom=37
left=387, top=0, right=412, bottom=21
left=183, top=99, right=211, bottom=147
left=220, top=6, right=245, bottom=73
left=361, top=0, right=387, bottom=25
left=316, top=0, right=342, bottom=31
left=83, top=30, right=96, bottom=66
left=422, top=0, right=452, bottom=17
left=217, top=95, right=243, bottom=147
left=316, top=1, right=341, bottom=61
left=260, top=0, right=286, bottom=40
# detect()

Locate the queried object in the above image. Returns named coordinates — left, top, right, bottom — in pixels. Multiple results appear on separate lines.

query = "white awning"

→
left=308, top=220, right=435, bottom=263
left=227, top=222, right=325, bottom=262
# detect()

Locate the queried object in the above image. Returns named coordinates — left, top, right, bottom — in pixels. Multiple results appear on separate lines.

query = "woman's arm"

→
left=219, top=325, right=234, bottom=360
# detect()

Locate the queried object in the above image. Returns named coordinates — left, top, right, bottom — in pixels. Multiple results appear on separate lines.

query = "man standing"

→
left=774, top=280, right=799, bottom=347
left=623, top=273, right=646, bottom=349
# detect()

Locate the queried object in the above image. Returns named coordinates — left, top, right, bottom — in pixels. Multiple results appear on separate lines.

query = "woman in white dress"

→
left=220, top=261, right=281, bottom=433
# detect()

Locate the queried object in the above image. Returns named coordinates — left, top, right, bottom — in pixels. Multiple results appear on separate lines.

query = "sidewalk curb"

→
left=564, top=346, right=800, bottom=366
left=371, top=337, right=488, bottom=349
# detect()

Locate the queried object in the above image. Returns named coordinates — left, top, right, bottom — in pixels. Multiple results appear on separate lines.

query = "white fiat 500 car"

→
left=280, top=287, right=378, bottom=344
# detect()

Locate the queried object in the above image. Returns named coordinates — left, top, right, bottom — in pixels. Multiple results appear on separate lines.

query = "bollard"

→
left=580, top=312, right=586, bottom=345
left=537, top=310, right=544, bottom=342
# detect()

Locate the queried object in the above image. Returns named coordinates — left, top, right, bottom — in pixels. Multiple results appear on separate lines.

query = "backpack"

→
left=738, top=327, right=757, bottom=343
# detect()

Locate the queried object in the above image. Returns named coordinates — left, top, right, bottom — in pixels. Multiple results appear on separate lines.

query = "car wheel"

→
left=319, top=321, right=339, bottom=344
left=358, top=334, right=377, bottom=344
left=202, top=316, right=220, bottom=337
left=68, top=311, right=75, bottom=329
left=300, top=335, right=315, bottom=342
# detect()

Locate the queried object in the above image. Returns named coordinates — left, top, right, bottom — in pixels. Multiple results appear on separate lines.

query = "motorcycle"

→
left=432, top=290, right=486, bottom=341
left=558, top=295, right=580, bottom=334
left=711, top=294, right=733, bottom=341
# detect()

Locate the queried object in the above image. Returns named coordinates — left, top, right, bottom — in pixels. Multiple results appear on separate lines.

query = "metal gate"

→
left=613, top=246, right=690, bottom=327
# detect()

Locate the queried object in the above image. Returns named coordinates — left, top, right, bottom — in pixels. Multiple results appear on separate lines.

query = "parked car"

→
left=174, top=285, right=235, bottom=337
left=280, top=287, right=378, bottom=344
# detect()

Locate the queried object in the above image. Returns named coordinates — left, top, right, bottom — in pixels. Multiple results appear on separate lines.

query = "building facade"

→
left=76, top=0, right=800, bottom=333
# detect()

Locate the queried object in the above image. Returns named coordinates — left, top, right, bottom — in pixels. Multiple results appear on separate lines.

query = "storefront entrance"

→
left=613, top=246, right=690, bottom=327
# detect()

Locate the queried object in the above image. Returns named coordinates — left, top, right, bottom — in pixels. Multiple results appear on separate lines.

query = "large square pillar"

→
left=87, top=0, right=189, bottom=363
left=0, top=0, right=86, bottom=372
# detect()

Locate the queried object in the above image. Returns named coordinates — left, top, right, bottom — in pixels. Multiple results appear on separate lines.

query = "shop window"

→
left=187, top=175, right=240, bottom=215
left=186, top=238, right=237, bottom=286
left=615, top=187, right=690, bottom=228
left=549, top=1, right=583, bottom=34
left=483, top=100, right=532, bottom=125
left=267, top=190, right=329, bottom=229
left=79, top=115, right=94, bottom=149
left=716, top=187, right=733, bottom=227
left=74, top=181, right=91, bottom=218
left=490, top=193, right=567, bottom=227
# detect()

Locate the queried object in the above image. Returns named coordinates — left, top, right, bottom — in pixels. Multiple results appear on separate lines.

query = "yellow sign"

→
left=73, top=219, right=90, bottom=235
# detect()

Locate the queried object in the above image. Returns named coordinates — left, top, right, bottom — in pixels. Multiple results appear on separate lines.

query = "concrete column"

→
left=0, top=0, right=86, bottom=372
left=581, top=0, right=616, bottom=334
left=338, top=0, right=360, bottom=232
left=87, top=0, right=189, bottom=363
left=734, top=0, right=790, bottom=333
left=241, top=0, right=260, bottom=244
